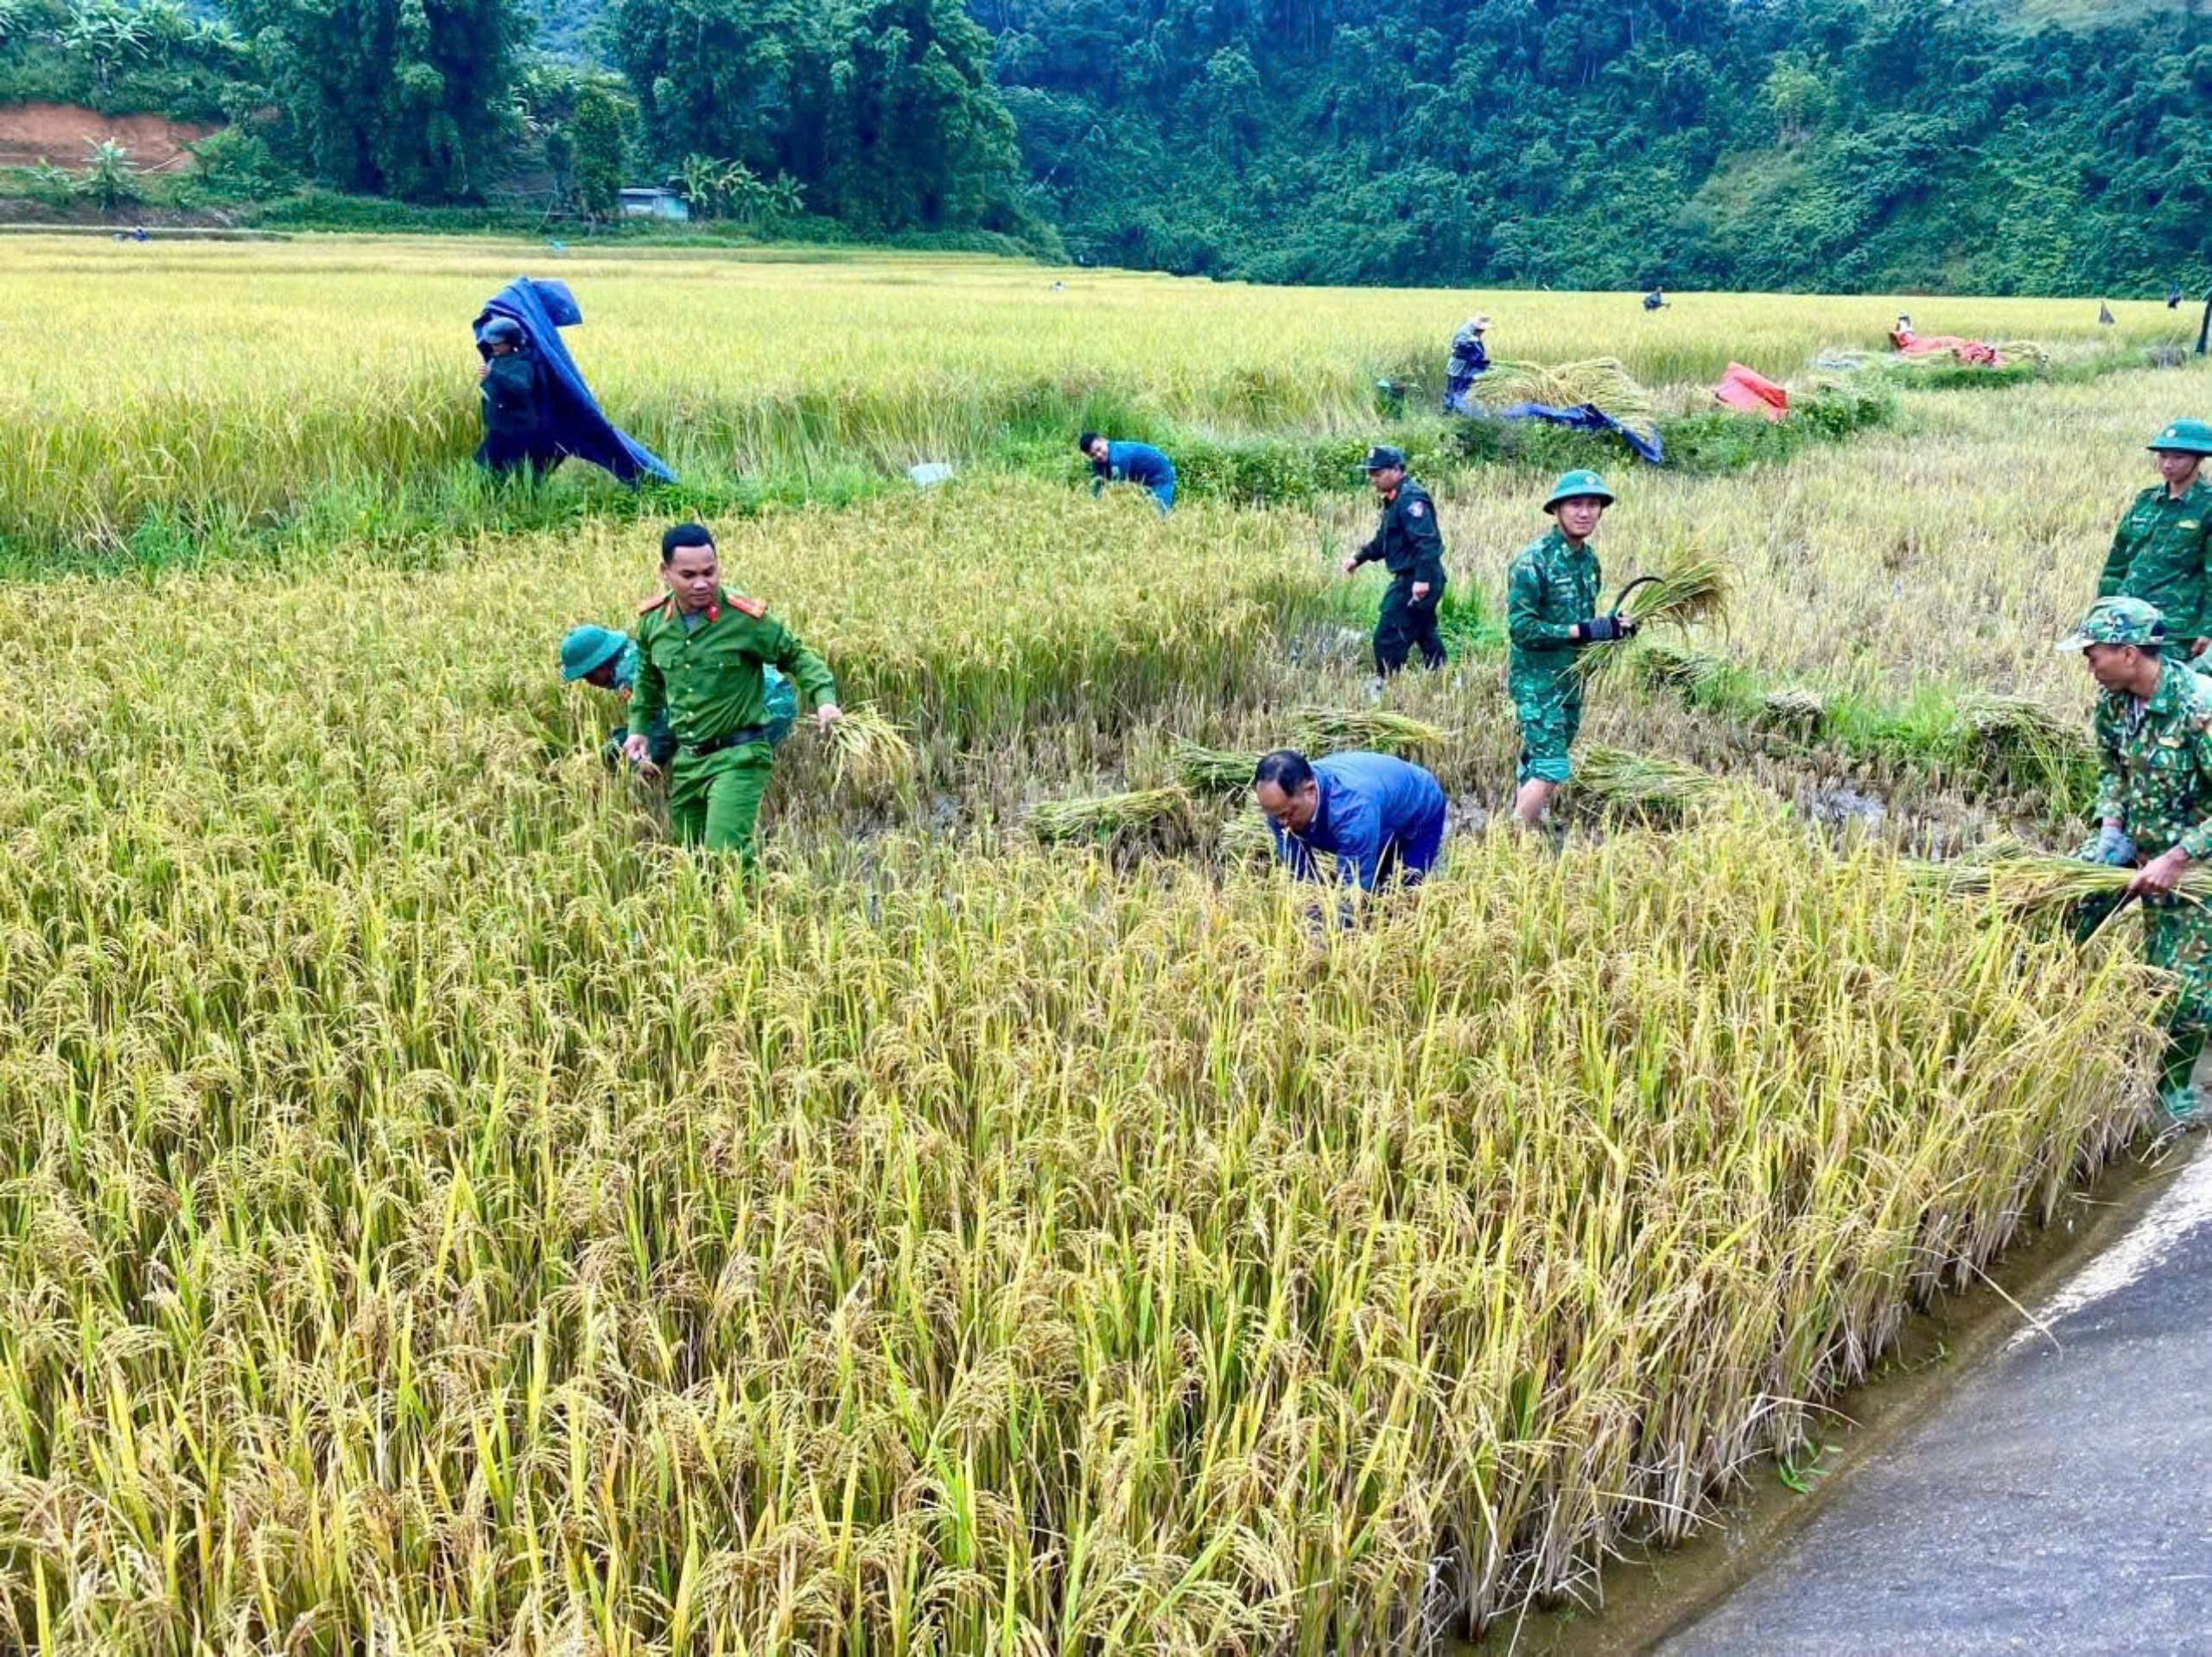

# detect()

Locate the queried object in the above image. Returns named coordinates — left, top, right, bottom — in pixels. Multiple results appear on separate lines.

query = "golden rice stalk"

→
left=1917, top=850, right=2212, bottom=913
left=1579, top=746, right=1725, bottom=813
left=1623, top=556, right=1732, bottom=631
left=1173, top=738, right=1262, bottom=795
left=1993, top=340, right=2053, bottom=367
left=828, top=704, right=915, bottom=792
left=1217, top=809, right=1277, bottom=865
left=1292, top=707, right=1449, bottom=755
left=1027, top=785, right=1190, bottom=842
left=1580, top=556, right=1732, bottom=683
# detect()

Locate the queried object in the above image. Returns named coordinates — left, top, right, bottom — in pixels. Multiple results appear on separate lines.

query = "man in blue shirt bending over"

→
left=1080, top=431, right=1177, bottom=512
left=1252, top=749, right=1449, bottom=898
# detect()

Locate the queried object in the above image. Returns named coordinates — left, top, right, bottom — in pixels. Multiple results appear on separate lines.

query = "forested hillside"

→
left=984, top=0, right=2212, bottom=292
left=3, top=0, right=2206, bottom=292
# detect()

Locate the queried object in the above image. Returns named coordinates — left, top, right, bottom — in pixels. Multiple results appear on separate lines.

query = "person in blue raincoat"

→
left=473, top=278, right=677, bottom=485
left=1079, top=432, right=1176, bottom=512
left=1252, top=749, right=1449, bottom=898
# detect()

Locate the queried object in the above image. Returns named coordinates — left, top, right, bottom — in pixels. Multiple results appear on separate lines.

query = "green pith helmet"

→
left=2058, top=596, right=2167, bottom=652
left=2148, top=418, right=2212, bottom=456
left=560, top=624, right=628, bottom=682
left=1543, top=469, right=1616, bottom=512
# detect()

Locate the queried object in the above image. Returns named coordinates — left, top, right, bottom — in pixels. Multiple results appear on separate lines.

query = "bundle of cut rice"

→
left=1173, top=739, right=1262, bottom=796
left=1918, top=848, right=2212, bottom=913
left=1762, top=685, right=1830, bottom=731
left=1292, top=707, right=1450, bottom=755
left=827, top=704, right=915, bottom=793
left=1469, top=357, right=1659, bottom=443
left=1027, top=785, right=1191, bottom=843
left=1579, top=746, right=1725, bottom=815
left=1632, top=645, right=1729, bottom=696
left=1957, top=693, right=2090, bottom=765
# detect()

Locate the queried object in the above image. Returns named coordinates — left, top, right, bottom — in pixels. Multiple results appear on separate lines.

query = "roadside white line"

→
left=2008, top=1146, right=2212, bottom=1350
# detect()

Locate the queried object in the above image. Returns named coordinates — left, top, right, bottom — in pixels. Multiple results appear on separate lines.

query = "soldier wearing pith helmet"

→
left=2095, top=418, right=2212, bottom=657
left=1505, top=470, right=1636, bottom=828
left=625, top=523, right=844, bottom=866
left=1341, top=444, right=1449, bottom=678
left=2065, top=594, right=2212, bottom=1128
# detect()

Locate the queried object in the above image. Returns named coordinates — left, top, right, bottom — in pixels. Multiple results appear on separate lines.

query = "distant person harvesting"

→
left=1252, top=749, right=1449, bottom=897
left=2066, top=596, right=2212, bottom=1128
left=2097, top=419, right=2212, bottom=657
left=1342, top=445, right=1448, bottom=677
left=1079, top=433, right=1176, bottom=512
left=1506, top=471, right=1637, bottom=828
left=1441, top=314, right=1491, bottom=414
left=625, top=524, right=843, bottom=865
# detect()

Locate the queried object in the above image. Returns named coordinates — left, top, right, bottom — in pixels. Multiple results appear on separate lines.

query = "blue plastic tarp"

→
left=474, top=277, right=676, bottom=485
left=1496, top=400, right=1664, bottom=466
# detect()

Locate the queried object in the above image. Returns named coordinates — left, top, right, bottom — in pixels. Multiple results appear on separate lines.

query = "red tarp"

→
left=1714, top=362, right=1789, bottom=422
left=1890, top=327, right=2002, bottom=367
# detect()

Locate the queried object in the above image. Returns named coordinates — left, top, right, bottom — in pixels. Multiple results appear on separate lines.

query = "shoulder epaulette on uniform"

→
left=637, top=593, right=671, bottom=616
left=727, top=594, right=767, bottom=619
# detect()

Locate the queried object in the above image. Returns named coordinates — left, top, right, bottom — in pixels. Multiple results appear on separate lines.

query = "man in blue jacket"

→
left=1252, top=749, right=1449, bottom=898
left=1080, top=432, right=1176, bottom=512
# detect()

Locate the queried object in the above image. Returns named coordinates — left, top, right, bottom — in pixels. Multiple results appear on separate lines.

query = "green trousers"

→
left=668, top=742, right=775, bottom=861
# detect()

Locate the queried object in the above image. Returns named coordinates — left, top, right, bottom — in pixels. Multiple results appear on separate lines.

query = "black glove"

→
left=1580, top=615, right=1623, bottom=643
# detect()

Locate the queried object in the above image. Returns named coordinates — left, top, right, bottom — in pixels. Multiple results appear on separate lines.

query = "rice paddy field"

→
left=1, top=233, right=2206, bottom=1652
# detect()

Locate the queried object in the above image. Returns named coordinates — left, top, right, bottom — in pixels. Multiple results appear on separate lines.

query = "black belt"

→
left=680, top=724, right=771, bottom=757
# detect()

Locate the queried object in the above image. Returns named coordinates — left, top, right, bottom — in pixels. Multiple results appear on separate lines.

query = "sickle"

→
left=1611, top=574, right=1662, bottom=618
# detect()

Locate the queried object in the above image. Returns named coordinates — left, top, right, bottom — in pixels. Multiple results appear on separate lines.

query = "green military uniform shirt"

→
left=1351, top=480, right=1447, bottom=587
left=2097, top=479, right=2212, bottom=644
left=1505, top=526, right=1600, bottom=694
left=2093, top=659, right=2212, bottom=860
left=2092, top=659, right=2212, bottom=1030
left=628, top=588, right=837, bottom=748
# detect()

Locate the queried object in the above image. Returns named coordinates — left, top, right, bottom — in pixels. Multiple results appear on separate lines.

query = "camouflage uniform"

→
left=2085, top=658, right=2212, bottom=1031
left=1505, top=525, right=1600, bottom=784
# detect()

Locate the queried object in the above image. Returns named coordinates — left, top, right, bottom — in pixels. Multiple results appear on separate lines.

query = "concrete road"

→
left=1664, top=1140, right=2212, bottom=1657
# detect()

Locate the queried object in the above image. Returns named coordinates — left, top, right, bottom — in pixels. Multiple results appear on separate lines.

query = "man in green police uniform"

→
left=2066, top=595, right=2212, bottom=1127
left=1505, top=470, right=1636, bottom=828
left=562, top=622, right=796, bottom=770
left=1342, top=445, right=1449, bottom=677
left=2095, top=419, right=2212, bottom=657
left=624, top=523, right=843, bottom=862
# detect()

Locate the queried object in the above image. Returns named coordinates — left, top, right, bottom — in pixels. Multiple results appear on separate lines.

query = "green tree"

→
left=571, top=83, right=625, bottom=217
left=222, top=0, right=527, bottom=200
left=79, top=136, right=140, bottom=209
left=822, top=0, right=1018, bottom=231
